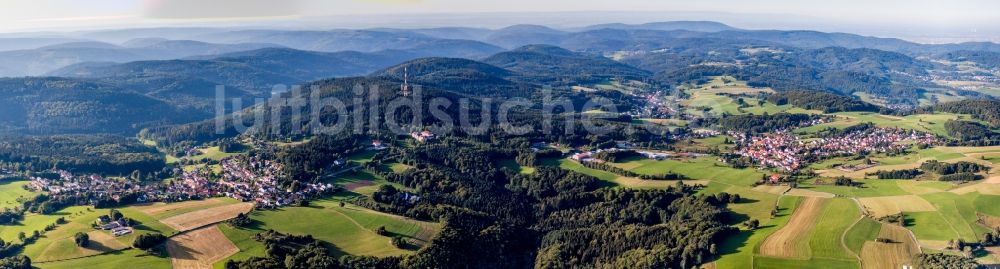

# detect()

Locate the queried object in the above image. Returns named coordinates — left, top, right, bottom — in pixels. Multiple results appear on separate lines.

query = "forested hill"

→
left=0, top=77, right=203, bottom=135
left=483, top=44, right=652, bottom=84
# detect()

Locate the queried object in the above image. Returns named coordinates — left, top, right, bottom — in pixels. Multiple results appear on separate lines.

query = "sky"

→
left=1, top=0, right=998, bottom=42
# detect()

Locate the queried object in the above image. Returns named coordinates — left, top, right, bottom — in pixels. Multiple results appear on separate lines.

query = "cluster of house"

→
left=28, top=155, right=338, bottom=210
left=97, top=216, right=132, bottom=237
left=189, top=155, right=338, bottom=208
left=732, top=127, right=938, bottom=171
left=410, top=131, right=436, bottom=142
left=628, top=91, right=680, bottom=119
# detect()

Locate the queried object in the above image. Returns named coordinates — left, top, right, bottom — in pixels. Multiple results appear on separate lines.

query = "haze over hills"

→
left=0, top=20, right=998, bottom=135
left=3, top=5, right=1000, bottom=268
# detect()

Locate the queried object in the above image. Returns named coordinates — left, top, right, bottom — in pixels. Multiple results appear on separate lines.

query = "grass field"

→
left=800, top=179, right=910, bottom=198
left=843, top=217, right=881, bottom=255
left=35, top=249, right=171, bottom=269
left=0, top=180, right=34, bottom=209
left=19, top=204, right=175, bottom=264
left=330, top=170, right=407, bottom=197
left=554, top=159, right=708, bottom=188
left=132, top=198, right=242, bottom=220
left=700, top=182, right=781, bottom=223
left=795, top=112, right=967, bottom=137
left=714, top=196, right=802, bottom=269
left=499, top=159, right=536, bottom=174
left=905, top=211, right=962, bottom=241
left=808, top=198, right=860, bottom=261
left=186, top=147, right=241, bottom=162
left=213, top=197, right=440, bottom=267
left=857, top=195, right=936, bottom=217
left=755, top=256, right=857, bottom=269
left=609, top=157, right=764, bottom=187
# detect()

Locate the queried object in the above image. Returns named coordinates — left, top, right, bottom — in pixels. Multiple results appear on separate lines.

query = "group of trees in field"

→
left=592, top=149, right=641, bottom=163
left=914, top=253, right=981, bottom=269
left=866, top=168, right=923, bottom=179
left=920, top=160, right=990, bottom=175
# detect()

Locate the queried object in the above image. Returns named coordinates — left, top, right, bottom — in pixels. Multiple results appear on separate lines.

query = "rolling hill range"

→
left=0, top=39, right=279, bottom=77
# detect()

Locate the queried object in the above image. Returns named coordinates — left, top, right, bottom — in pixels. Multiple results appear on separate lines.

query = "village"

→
left=27, top=154, right=340, bottom=212
left=731, top=127, right=938, bottom=171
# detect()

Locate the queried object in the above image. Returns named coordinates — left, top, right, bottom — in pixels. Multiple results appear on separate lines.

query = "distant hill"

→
left=0, top=77, right=203, bottom=134
left=0, top=39, right=279, bottom=77
left=579, top=21, right=737, bottom=32
left=374, top=57, right=529, bottom=97
left=0, top=37, right=94, bottom=52
left=483, top=44, right=651, bottom=84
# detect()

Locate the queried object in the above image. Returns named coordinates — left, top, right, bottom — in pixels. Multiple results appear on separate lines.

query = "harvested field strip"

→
left=166, top=225, right=239, bottom=269
left=859, top=224, right=918, bottom=269
left=857, top=195, right=935, bottom=217
left=159, top=203, right=254, bottom=232
left=808, top=198, right=859, bottom=260
left=758, top=197, right=826, bottom=259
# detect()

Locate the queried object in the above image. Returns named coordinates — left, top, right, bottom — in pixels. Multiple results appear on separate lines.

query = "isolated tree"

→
left=74, top=232, right=89, bottom=247
left=132, top=233, right=167, bottom=251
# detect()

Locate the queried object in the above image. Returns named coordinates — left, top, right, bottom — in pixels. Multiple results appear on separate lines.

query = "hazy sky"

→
left=2, top=0, right=998, bottom=42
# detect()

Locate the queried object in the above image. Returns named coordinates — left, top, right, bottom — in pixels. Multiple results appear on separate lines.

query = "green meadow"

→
left=214, top=198, right=440, bottom=267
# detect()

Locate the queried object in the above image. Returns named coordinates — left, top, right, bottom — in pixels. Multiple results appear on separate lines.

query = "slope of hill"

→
left=579, top=21, right=737, bottom=32
left=483, top=44, right=651, bottom=84
left=0, top=77, right=204, bottom=134
left=0, top=40, right=279, bottom=77
left=374, top=57, right=528, bottom=97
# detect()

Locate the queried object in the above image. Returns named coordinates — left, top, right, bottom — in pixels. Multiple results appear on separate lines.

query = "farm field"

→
left=859, top=224, right=919, bottom=269
left=794, top=112, right=968, bottom=137
left=758, top=197, right=826, bottom=259
left=35, top=249, right=171, bottom=269
left=213, top=198, right=441, bottom=267
left=713, top=196, right=802, bottom=269
left=132, top=198, right=243, bottom=220
left=166, top=225, right=239, bottom=269
left=159, top=203, right=254, bottom=231
left=608, top=157, right=764, bottom=186
left=554, top=158, right=708, bottom=188
left=331, top=170, right=407, bottom=197
left=20, top=204, right=177, bottom=263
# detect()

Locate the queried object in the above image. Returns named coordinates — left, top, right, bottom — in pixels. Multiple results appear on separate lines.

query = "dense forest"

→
left=715, top=113, right=818, bottom=133
left=0, top=135, right=165, bottom=175
left=765, top=90, right=879, bottom=113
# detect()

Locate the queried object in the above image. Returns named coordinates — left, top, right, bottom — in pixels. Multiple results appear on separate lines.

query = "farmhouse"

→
left=410, top=130, right=435, bottom=142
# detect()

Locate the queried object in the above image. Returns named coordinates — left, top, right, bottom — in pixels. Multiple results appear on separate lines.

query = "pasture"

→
left=795, top=112, right=966, bottom=137
left=713, top=196, right=802, bottom=269
left=35, top=249, right=171, bottom=269
left=0, top=180, right=34, bottom=209
left=213, top=198, right=441, bottom=267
